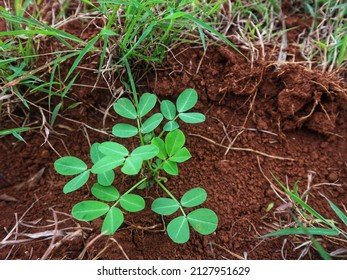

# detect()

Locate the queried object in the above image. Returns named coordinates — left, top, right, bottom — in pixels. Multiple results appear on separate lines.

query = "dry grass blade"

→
left=13, top=167, right=45, bottom=191
left=189, top=133, right=294, bottom=161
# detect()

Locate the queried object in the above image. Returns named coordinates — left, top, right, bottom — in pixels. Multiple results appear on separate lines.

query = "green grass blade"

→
left=337, top=34, right=347, bottom=66
left=261, top=227, right=340, bottom=238
left=272, top=175, right=334, bottom=227
left=197, top=26, right=206, bottom=53
left=61, top=74, right=78, bottom=98
left=323, top=195, right=347, bottom=226
left=50, top=102, right=63, bottom=127
left=119, top=21, right=157, bottom=62
left=0, top=126, right=31, bottom=136
left=165, top=12, right=242, bottom=56
left=65, top=35, right=99, bottom=81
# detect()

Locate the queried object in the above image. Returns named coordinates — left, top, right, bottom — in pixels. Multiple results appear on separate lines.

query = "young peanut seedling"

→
left=54, top=88, right=218, bottom=243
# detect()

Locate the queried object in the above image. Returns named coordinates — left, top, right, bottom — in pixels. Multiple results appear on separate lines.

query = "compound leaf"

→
left=98, top=141, right=129, bottom=157
left=121, top=156, right=143, bottom=175
left=131, top=144, right=159, bottom=160
left=91, top=183, right=119, bottom=201
left=160, top=100, right=176, bottom=120
left=119, top=194, right=145, bottom=212
left=151, top=198, right=180, bottom=216
left=151, top=137, right=167, bottom=160
left=63, top=170, right=90, bottom=194
left=101, top=207, right=124, bottom=235
left=181, top=187, right=207, bottom=208
left=113, top=97, right=137, bottom=119
left=138, top=93, right=157, bottom=117
left=72, top=200, right=109, bottom=221
left=91, top=155, right=125, bottom=174
left=54, top=156, right=87, bottom=175
left=187, top=208, right=218, bottom=235
left=165, top=129, right=185, bottom=156
left=141, top=113, right=163, bottom=134
left=163, top=120, right=179, bottom=132
left=170, top=147, right=191, bottom=163
left=112, top=123, right=138, bottom=138
left=178, top=112, right=205, bottom=124
left=167, top=216, right=190, bottom=244
left=163, top=160, right=178, bottom=176
left=176, top=88, right=198, bottom=113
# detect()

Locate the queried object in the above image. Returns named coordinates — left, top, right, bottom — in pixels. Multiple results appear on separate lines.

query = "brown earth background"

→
left=0, top=1, right=346, bottom=260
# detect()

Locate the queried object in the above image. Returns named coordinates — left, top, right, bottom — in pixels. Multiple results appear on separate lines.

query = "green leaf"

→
left=261, top=227, right=340, bottom=238
left=98, top=142, right=129, bottom=157
left=151, top=137, right=167, bottom=160
left=163, top=121, right=179, bottom=131
left=178, top=112, right=205, bottom=124
left=63, top=170, right=90, bottom=194
left=151, top=198, right=180, bottom=216
left=323, top=196, right=347, bottom=226
left=165, top=129, right=185, bottom=156
left=90, top=143, right=103, bottom=164
left=91, top=155, right=125, bottom=174
left=131, top=144, right=159, bottom=160
left=181, top=188, right=207, bottom=208
left=72, top=200, right=109, bottom=221
left=187, top=208, right=218, bottom=235
left=121, top=156, right=143, bottom=175
left=137, top=93, right=157, bottom=117
left=113, top=98, right=137, bottom=119
left=176, top=88, right=198, bottom=113
left=54, top=156, right=87, bottom=175
left=0, top=126, right=31, bottom=136
left=160, top=100, right=176, bottom=120
left=167, top=216, right=190, bottom=244
left=170, top=147, right=191, bottom=163
left=119, top=194, right=145, bottom=212
left=91, top=145, right=115, bottom=185
left=50, top=102, right=62, bottom=127
left=65, top=35, right=99, bottom=81
left=91, top=183, right=119, bottom=201
left=141, top=113, right=163, bottom=134
left=101, top=207, right=124, bottom=235
left=112, top=123, right=138, bottom=138
left=97, top=170, right=115, bottom=186
left=100, top=28, right=117, bottom=36
left=163, top=160, right=178, bottom=176
left=12, top=132, right=26, bottom=142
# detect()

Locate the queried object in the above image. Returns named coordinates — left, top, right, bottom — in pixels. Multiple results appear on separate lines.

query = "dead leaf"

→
left=13, top=167, right=45, bottom=190
left=0, top=194, right=18, bottom=202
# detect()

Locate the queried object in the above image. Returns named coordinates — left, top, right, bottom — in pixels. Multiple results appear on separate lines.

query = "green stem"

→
left=124, top=58, right=138, bottom=105
left=155, top=178, right=186, bottom=217
left=112, top=177, right=147, bottom=208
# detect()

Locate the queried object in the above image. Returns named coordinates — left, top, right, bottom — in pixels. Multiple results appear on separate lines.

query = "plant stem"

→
left=124, top=58, right=138, bottom=105
left=155, top=178, right=186, bottom=217
left=112, top=177, right=147, bottom=208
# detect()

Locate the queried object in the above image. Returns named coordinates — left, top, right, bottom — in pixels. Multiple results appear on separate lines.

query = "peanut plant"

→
left=54, top=88, right=218, bottom=243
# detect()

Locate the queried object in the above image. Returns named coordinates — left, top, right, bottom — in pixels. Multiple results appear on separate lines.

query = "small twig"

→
left=189, top=133, right=294, bottom=161
left=41, top=208, right=59, bottom=260
left=78, top=233, right=105, bottom=260
left=110, top=238, right=129, bottom=260
left=210, top=242, right=245, bottom=260
left=256, top=156, right=287, bottom=202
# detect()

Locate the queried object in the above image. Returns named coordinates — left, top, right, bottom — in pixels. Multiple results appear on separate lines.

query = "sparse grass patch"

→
left=262, top=175, right=347, bottom=259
